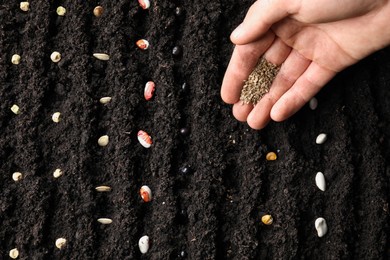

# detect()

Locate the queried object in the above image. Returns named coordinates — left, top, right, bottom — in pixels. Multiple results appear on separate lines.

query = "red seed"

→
left=138, top=0, right=150, bottom=9
left=136, top=39, right=149, bottom=50
left=137, top=130, right=152, bottom=148
left=140, top=185, right=152, bottom=202
left=144, top=81, right=155, bottom=100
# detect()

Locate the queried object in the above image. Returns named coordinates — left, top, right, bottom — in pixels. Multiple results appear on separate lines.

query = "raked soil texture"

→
left=1, top=0, right=390, bottom=259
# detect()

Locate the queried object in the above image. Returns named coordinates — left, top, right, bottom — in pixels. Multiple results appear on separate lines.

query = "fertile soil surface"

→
left=1, top=0, right=390, bottom=259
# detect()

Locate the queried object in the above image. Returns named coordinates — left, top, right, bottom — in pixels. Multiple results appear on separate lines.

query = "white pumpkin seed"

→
left=309, top=97, right=318, bottom=110
left=138, top=235, right=150, bottom=254
left=99, top=97, right=112, bottom=104
left=53, top=169, right=63, bottom=178
left=95, top=186, right=111, bottom=192
left=97, top=218, right=112, bottom=224
left=316, top=133, right=327, bottom=144
left=52, top=112, right=61, bottom=123
left=11, top=54, right=21, bottom=65
left=9, top=248, right=19, bottom=259
left=55, top=238, right=67, bottom=249
left=20, top=2, right=29, bottom=11
left=98, top=135, right=109, bottom=146
left=50, top=51, right=61, bottom=63
left=11, top=104, right=20, bottom=115
left=93, top=53, right=110, bottom=61
left=12, top=172, right=23, bottom=182
left=315, top=172, right=326, bottom=191
left=315, top=217, right=328, bottom=237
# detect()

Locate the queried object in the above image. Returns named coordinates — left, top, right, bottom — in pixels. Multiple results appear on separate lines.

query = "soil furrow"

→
left=42, top=2, right=97, bottom=259
left=2, top=1, right=52, bottom=258
left=342, top=62, right=388, bottom=259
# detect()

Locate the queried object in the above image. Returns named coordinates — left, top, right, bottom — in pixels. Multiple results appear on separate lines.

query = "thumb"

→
left=231, top=0, right=295, bottom=45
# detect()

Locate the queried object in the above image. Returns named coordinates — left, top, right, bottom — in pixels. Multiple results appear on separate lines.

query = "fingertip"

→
left=232, top=102, right=253, bottom=122
left=247, top=109, right=271, bottom=130
left=230, top=23, right=260, bottom=45
left=270, top=101, right=292, bottom=122
left=270, top=105, right=284, bottom=122
left=231, top=0, right=290, bottom=45
left=230, top=24, right=243, bottom=44
left=220, top=87, right=239, bottom=104
left=270, top=109, right=284, bottom=122
left=247, top=118, right=268, bottom=130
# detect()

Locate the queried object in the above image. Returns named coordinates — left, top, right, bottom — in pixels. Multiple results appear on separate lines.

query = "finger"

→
left=222, top=39, right=291, bottom=122
left=247, top=50, right=310, bottom=129
left=230, top=38, right=290, bottom=123
left=232, top=102, right=254, bottom=122
left=272, top=18, right=356, bottom=71
left=231, top=0, right=297, bottom=45
left=221, top=31, right=274, bottom=104
left=263, top=37, right=292, bottom=65
left=270, top=62, right=336, bottom=121
left=292, top=0, right=383, bottom=23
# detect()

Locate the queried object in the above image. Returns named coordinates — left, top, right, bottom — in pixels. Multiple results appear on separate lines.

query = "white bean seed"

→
left=315, top=172, right=326, bottom=191
left=315, top=217, right=328, bottom=237
left=12, top=172, right=23, bottom=182
left=316, top=133, right=327, bottom=144
left=53, top=169, right=63, bottom=178
left=52, top=112, right=61, bottom=123
left=138, top=235, right=150, bottom=254
left=98, top=135, right=109, bottom=146
left=55, top=238, right=67, bottom=249
left=99, top=97, right=112, bottom=104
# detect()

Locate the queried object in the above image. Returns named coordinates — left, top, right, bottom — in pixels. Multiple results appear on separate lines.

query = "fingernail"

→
left=231, top=23, right=243, bottom=40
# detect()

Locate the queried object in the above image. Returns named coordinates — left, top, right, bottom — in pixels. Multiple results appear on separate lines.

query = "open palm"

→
left=221, top=0, right=390, bottom=129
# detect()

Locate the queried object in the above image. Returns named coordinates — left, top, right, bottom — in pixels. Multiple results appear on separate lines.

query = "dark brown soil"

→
left=1, top=0, right=390, bottom=259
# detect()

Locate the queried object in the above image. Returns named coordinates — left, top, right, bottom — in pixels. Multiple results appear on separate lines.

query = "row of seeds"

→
left=8, top=2, right=69, bottom=258
left=93, top=0, right=153, bottom=255
left=260, top=99, right=329, bottom=239
left=135, top=1, right=188, bottom=256
left=314, top=130, right=328, bottom=237
left=7, top=1, right=152, bottom=258
left=137, top=0, right=152, bottom=254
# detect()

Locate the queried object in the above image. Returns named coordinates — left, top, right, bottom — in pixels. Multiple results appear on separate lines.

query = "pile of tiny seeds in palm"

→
left=240, top=57, right=280, bottom=105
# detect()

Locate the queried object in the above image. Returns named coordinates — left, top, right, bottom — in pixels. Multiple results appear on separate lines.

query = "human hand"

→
left=221, top=0, right=390, bottom=129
